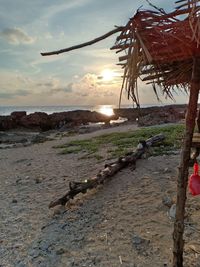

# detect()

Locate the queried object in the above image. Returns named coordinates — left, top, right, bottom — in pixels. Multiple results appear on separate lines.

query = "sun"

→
left=101, top=69, right=114, bottom=81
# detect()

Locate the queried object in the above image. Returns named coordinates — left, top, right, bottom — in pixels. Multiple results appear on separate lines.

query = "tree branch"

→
left=41, top=26, right=124, bottom=56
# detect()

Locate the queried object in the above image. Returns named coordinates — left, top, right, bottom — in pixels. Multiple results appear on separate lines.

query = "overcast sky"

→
left=0, top=0, right=188, bottom=106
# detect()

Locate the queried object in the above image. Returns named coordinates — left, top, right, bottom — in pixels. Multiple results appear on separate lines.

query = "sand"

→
left=1, top=123, right=200, bottom=267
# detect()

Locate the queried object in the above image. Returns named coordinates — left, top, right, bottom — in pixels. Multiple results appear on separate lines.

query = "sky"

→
left=0, top=0, right=189, bottom=107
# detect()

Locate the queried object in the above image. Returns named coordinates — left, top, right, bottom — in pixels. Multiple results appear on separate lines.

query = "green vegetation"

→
left=55, top=124, right=185, bottom=159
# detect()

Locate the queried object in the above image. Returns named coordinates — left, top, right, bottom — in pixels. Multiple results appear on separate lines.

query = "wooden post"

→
left=173, top=58, right=200, bottom=267
left=197, top=108, right=200, bottom=132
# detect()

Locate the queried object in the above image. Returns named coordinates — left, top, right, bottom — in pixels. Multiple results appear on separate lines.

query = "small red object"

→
left=189, top=163, right=200, bottom=196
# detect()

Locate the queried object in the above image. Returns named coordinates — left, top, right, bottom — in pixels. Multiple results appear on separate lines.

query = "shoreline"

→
left=0, top=104, right=186, bottom=149
left=0, top=103, right=188, bottom=116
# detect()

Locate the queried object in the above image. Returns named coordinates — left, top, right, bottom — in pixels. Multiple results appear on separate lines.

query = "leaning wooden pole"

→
left=173, top=58, right=200, bottom=267
left=41, top=26, right=124, bottom=56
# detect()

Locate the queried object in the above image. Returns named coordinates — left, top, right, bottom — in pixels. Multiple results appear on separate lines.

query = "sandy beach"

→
left=1, top=123, right=200, bottom=267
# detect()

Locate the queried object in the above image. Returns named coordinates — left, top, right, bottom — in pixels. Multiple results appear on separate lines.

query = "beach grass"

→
left=55, top=124, right=185, bottom=159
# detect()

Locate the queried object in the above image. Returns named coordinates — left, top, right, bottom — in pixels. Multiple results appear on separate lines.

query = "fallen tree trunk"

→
left=49, top=134, right=165, bottom=208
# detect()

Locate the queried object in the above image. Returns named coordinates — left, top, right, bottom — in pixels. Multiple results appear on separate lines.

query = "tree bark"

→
left=173, top=58, right=200, bottom=267
left=49, top=134, right=165, bottom=208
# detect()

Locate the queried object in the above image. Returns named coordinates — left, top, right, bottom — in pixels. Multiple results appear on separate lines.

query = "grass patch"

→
left=55, top=124, right=185, bottom=158
left=58, top=139, right=98, bottom=154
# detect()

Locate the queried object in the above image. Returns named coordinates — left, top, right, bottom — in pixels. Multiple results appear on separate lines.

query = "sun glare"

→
left=101, top=69, right=114, bottom=81
left=99, top=105, right=114, bottom=116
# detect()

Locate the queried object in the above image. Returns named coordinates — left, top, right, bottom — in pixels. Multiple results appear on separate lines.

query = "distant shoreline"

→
left=0, top=103, right=188, bottom=116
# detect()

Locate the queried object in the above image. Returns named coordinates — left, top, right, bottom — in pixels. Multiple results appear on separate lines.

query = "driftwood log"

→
left=49, top=134, right=165, bottom=208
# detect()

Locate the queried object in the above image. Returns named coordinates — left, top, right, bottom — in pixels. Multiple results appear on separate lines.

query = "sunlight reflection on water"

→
left=94, top=105, right=128, bottom=124
left=96, top=105, right=114, bottom=116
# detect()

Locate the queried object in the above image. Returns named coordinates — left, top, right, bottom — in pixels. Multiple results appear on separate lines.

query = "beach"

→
left=1, top=122, right=200, bottom=267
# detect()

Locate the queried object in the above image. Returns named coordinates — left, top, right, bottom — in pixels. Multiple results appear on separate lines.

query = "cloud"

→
left=81, top=73, right=98, bottom=88
left=0, top=92, right=14, bottom=99
left=66, top=72, right=121, bottom=102
left=64, top=83, right=73, bottom=92
left=50, top=86, right=73, bottom=94
left=0, top=89, right=30, bottom=99
left=15, top=89, right=30, bottom=96
left=35, top=78, right=73, bottom=95
left=0, top=28, right=35, bottom=45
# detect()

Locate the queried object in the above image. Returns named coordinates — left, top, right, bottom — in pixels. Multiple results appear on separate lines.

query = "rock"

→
left=35, top=177, right=42, bottom=184
left=20, top=112, right=52, bottom=131
left=12, top=199, right=18, bottom=203
left=11, top=111, right=26, bottom=121
left=56, top=248, right=65, bottom=255
left=114, top=105, right=185, bottom=126
left=169, top=203, right=176, bottom=219
left=67, top=258, right=75, bottom=267
left=49, top=110, right=118, bottom=129
left=16, top=178, right=22, bottom=184
left=163, top=167, right=169, bottom=173
left=31, top=134, right=49, bottom=144
left=0, top=105, right=186, bottom=132
left=162, top=195, right=173, bottom=207
left=16, top=262, right=26, bottom=267
left=0, top=110, right=118, bottom=132
left=132, top=234, right=150, bottom=251
left=132, top=235, right=143, bottom=245
left=52, top=206, right=66, bottom=216
left=184, top=227, right=194, bottom=237
left=0, top=116, right=16, bottom=130
left=114, top=104, right=186, bottom=124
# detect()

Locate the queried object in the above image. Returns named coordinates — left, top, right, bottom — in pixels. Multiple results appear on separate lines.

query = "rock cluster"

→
left=0, top=110, right=118, bottom=131
left=0, top=105, right=187, bottom=131
left=114, top=104, right=186, bottom=126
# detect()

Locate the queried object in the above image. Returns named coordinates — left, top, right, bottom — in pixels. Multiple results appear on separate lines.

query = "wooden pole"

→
left=41, top=26, right=124, bottom=56
left=172, top=58, right=200, bottom=267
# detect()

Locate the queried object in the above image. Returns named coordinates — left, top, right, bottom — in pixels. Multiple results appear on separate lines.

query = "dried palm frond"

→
left=112, top=0, right=200, bottom=106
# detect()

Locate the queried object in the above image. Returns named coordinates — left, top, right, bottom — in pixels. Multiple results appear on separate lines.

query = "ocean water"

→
left=0, top=105, right=94, bottom=116
left=0, top=104, right=161, bottom=116
left=0, top=104, right=129, bottom=116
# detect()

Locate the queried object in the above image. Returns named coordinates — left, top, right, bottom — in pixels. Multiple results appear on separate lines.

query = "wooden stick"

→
left=41, top=26, right=124, bottom=56
left=172, top=57, right=200, bottom=267
left=49, top=134, right=165, bottom=208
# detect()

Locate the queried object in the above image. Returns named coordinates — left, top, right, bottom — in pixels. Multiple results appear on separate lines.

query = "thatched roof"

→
left=111, top=0, right=200, bottom=106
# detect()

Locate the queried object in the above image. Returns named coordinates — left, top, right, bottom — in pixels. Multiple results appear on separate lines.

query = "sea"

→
left=0, top=104, right=162, bottom=116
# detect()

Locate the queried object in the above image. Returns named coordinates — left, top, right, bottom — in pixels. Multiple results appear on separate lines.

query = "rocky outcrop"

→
left=0, top=105, right=187, bottom=131
left=11, top=111, right=26, bottom=121
left=20, top=112, right=52, bottom=131
left=49, top=110, right=117, bottom=128
left=0, top=110, right=118, bottom=131
left=114, top=105, right=186, bottom=126
left=0, top=116, right=16, bottom=131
